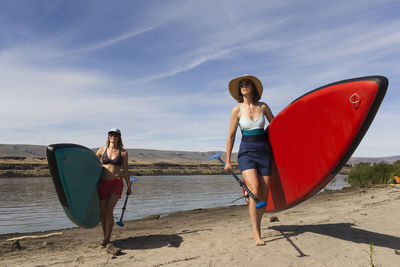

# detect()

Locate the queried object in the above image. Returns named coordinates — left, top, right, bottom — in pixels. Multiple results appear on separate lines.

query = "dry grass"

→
left=0, top=157, right=350, bottom=178
left=0, top=157, right=239, bottom=178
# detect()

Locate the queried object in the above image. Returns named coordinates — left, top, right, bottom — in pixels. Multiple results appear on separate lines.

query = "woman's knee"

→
left=242, top=171, right=260, bottom=190
left=107, top=195, right=120, bottom=208
left=104, top=205, right=115, bottom=217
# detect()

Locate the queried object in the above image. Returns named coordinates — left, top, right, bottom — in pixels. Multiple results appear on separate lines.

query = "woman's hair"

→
left=237, top=81, right=260, bottom=103
left=106, top=134, right=124, bottom=149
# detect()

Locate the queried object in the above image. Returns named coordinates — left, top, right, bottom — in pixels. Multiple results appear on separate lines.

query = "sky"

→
left=0, top=0, right=399, bottom=157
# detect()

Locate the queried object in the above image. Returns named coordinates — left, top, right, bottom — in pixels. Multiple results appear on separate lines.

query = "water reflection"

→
left=0, top=177, right=70, bottom=234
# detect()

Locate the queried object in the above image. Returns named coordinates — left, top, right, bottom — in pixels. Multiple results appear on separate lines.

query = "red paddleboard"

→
left=244, top=76, right=388, bottom=212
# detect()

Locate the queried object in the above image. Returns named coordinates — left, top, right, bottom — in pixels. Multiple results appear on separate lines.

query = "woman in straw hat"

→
left=225, top=75, right=274, bottom=246
left=96, top=128, right=132, bottom=248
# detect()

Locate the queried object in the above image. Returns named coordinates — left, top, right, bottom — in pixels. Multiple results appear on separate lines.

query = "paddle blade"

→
left=116, top=221, right=124, bottom=227
left=129, top=177, right=139, bottom=183
left=256, top=201, right=267, bottom=209
left=208, top=152, right=222, bottom=160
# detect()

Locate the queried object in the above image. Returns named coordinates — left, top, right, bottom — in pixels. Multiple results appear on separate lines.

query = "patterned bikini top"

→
left=102, top=148, right=123, bottom=166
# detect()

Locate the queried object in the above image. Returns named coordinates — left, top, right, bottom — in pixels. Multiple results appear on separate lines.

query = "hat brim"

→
left=228, top=75, right=263, bottom=101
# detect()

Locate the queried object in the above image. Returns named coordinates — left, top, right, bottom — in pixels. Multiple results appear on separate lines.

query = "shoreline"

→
left=0, top=175, right=350, bottom=237
left=0, top=174, right=351, bottom=237
left=1, top=185, right=399, bottom=266
left=0, top=184, right=362, bottom=238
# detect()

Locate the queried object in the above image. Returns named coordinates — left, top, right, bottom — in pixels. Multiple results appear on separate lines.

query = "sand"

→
left=1, top=185, right=400, bottom=267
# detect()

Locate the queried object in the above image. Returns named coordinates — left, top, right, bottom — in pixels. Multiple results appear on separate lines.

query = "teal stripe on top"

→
left=242, top=128, right=265, bottom=136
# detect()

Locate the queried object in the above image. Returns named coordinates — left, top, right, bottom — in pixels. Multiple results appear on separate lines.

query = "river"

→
left=0, top=174, right=349, bottom=234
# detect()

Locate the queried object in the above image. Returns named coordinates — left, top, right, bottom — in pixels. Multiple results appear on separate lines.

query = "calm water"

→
left=0, top=174, right=348, bottom=235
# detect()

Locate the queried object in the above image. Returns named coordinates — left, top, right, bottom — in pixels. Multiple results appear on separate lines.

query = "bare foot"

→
left=255, top=239, right=266, bottom=246
left=101, top=240, right=108, bottom=248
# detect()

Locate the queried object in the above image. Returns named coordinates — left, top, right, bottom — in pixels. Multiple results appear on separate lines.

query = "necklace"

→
left=248, top=104, right=254, bottom=114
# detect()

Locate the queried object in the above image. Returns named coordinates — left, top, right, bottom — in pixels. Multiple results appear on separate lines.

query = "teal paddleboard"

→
left=47, top=144, right=103, bottom=228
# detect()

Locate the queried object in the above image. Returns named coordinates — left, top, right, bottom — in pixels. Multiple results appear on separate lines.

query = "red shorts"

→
left=98, top=177, right=124, bottom=200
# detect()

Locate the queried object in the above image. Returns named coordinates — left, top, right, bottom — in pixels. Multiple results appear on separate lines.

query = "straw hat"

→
left=228, top=74, right=263, bottom=101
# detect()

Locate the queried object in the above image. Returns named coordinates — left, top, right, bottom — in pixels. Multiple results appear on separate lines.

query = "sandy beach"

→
left=1, top=185, right=399, bottom=267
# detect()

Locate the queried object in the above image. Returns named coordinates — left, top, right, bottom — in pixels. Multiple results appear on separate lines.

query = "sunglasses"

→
left=108, top=132, right=120, bottom=137
left=239, top=81, right=251, bottom=88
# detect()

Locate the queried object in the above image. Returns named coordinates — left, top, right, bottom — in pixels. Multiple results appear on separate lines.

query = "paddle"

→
left=208, top=152, right=267, bottom=209
left=116, top=176, right=138, bottom=227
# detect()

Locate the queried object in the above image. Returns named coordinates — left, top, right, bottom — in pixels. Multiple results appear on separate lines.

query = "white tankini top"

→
left=238, top=105, right=265, bottom=136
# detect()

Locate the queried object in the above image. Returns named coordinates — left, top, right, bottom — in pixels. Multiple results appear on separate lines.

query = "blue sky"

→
left=0, top=0, right=399, bottom=157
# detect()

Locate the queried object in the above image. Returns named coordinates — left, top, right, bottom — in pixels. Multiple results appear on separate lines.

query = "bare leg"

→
left=104, top=194, right=120, bottom=244
left=260, top=175, right=270, bottom=201
left=242, top=169, right=265, bottom=246
left=255, top=174, right=270, bottom=242
left=100, top=199, right=108, bottom=245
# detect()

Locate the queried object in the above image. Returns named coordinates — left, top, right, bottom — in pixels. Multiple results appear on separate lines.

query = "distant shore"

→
left=1, top=185, right=399, bottom=266
left=0, top=157, right=242, bottom=178
left=0, top=157, right=352, bottom=178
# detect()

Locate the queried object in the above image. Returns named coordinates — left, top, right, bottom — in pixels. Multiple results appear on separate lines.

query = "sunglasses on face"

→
left=108, top=132, right=120, bottom=137
left=239, top=81, right=251, bottom=88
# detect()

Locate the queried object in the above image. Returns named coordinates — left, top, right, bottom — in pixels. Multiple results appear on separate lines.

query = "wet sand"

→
left=1, top=185, right=400, bottom=266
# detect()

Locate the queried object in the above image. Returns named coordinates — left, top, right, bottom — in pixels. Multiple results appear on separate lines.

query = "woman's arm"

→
left=225, top=105, right=240, bottom=171
left=96, top=147, right=105, bottom=160
left=122, top=150, right=132, bottom=194
left=262, top=103, right=274, bottom=122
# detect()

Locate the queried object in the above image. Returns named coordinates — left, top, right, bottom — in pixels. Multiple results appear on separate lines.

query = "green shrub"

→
left=347, top=161, right=400, bottom=186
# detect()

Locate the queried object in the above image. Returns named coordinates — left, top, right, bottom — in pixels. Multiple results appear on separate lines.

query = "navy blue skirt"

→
left=238, top=133, right=272, bottom=176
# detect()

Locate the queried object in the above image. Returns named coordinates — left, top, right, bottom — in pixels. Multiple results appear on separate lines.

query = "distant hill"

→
left=123, top=148, right=230, bottom=163
left=347, top=155, right=400, bottom=165
left=0, top=144, right=234, bottom=163
left=0, top=144, right=47, bottom=158
left=0, top=144, right=398, bottom=164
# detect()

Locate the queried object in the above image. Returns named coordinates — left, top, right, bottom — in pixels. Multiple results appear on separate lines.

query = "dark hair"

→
left=237, top=81, right=260, bottom=103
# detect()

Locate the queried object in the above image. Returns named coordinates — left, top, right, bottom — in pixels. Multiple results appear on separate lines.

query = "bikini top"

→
left=238, top=105, right=266, bottom=135
left=102, top=148, right=123, bottom=166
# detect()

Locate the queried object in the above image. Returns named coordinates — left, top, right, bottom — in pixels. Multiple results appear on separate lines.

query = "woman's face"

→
left=108, top=132, right=120, bottom=143
left=239, top=79, right=253, bottom=97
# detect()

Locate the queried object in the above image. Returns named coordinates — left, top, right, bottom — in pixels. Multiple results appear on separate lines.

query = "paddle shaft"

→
left=119, top=193, right=129, bottom=222
left=215, top=157, right=263, bottom=204
left=118, top=179, right=136, bottom=224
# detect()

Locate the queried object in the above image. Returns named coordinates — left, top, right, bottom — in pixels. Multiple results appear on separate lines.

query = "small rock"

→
left=168, top=240, right=181, bottom=247
left=10, top=241, right=22, bottom=252
left=106, top=243, right=122, bottom=256
left=270, top=216, right=279, bottom=222
left=395, top=250, right=400, bottom=256
left=76, top=256, right=85, bottom=263
left=42, top=241, right=54, bottom=247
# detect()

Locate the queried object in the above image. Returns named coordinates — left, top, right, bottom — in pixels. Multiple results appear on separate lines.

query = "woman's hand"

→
left=224, top=162, right=232, bottom=172
left=126, top=184, right=132, bottom=195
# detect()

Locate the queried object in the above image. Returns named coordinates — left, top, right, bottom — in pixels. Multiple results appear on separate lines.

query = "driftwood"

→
left=6, top=232, right=63, bottom=242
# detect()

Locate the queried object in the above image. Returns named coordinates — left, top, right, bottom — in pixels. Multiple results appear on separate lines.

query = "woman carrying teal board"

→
left=96, top=128, right=132, bottom=248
